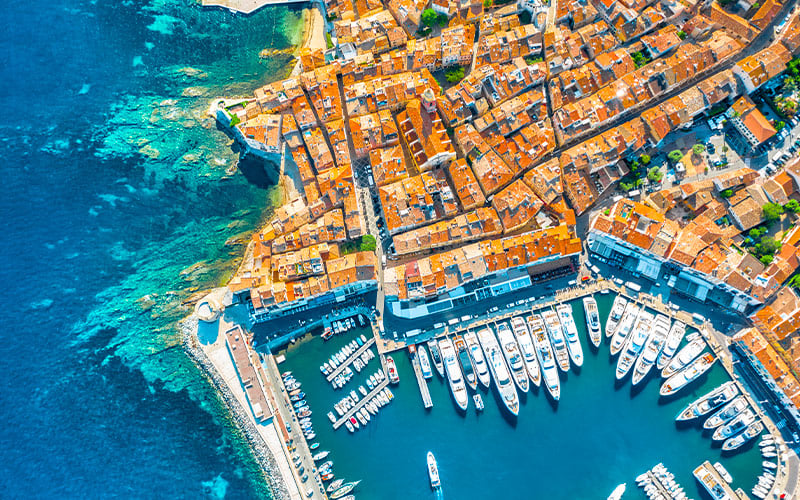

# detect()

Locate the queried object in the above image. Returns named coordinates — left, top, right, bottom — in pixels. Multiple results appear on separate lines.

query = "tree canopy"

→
left=667, top=150, right=683, bottom=162
left=763, top=202, right=785, bottom=222
left=785, top=199, right=800, bottom=213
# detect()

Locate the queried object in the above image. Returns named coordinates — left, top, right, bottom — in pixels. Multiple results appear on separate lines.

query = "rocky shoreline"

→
left=180, top=316, right=291, bottom=500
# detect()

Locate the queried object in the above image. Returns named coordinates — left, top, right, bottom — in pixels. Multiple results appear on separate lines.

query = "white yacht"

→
left=704, top=396, right=748, bottom=429
left=496, top=322, right=529, bottom=393
left=417, top=344, right=433, bottom=379
left=607, top=483, right=626, bottom=500
left=511, top=316, right=541, bottom=387
left=583, top=296, right=602, bottom=347
left=656, top=320, right=686, bottom=370
left=713, top=408, right=756, bottom=441
left=616, top=310, right=654, bottom=380
left=439, top=337, right=469, bottom=411
left=660, top=353, right=716, bottom=396
left=541, top=309, right=571, bottom=372
left=527, top=315, right=560, bottom=401
left=661, top=335, right=706, bottom=378
left=609, top=303, right=640, bottom=356
left=557, top=304, right=584, bottom=367
left=676, top=381, right=739, bottom=422
left=631, top=314, right=670, bottom=385
left=464, top=331, right=491, bottom=388
left=427, top=451, right=440, bottom=489
left=605, top=295, right=628, bottom=338
left=477, top=327, right=520, bottom=415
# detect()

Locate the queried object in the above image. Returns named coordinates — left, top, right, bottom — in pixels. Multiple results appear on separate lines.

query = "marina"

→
left=325, top=336, right=376, bottom=384
left=274, top=290, right=764, bottom=499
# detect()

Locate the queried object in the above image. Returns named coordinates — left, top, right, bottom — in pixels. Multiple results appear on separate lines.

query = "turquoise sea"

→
left=1, top=0, right=302, bottom=497
left=278, top=294, right=762, bottom=499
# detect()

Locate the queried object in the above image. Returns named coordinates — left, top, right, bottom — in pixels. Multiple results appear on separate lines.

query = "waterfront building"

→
left=587, top=198, right=771, bottom=313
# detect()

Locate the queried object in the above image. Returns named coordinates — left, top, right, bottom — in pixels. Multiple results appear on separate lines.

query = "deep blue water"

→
left=0, top=1, right=302, bottom=497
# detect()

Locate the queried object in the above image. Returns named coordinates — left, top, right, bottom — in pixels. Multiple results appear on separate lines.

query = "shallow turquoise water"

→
left=279, top=294, right=761, bottom=498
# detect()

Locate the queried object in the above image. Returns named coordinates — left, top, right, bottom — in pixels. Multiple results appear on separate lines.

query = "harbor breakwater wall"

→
left=180, top=316, right=292, bottom=500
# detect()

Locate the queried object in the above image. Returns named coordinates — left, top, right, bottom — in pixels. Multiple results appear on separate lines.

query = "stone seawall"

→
left=180, top=316, right=291, bottom=500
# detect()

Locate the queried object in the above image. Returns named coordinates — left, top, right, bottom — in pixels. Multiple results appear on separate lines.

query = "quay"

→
left=325, top=336, right=376, bottom=383
left=409, top=347, right=433, bottom=409
left=332, top=378, right=389, bottom=430
left=695, top=461, right=750, bottom=500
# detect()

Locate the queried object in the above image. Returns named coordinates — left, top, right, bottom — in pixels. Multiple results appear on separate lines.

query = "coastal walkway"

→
left=325, top=337, right=376, bottom=383
left=332, top=378, right=389, bottom=430
left=409, top=347, right=433, bottom=409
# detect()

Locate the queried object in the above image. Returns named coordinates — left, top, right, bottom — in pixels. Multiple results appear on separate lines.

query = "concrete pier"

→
left=409, top=347, right=433, bottom=409
left=695, top=461, right=749, bottom=500
left=325, top=337, right=376, bottom=383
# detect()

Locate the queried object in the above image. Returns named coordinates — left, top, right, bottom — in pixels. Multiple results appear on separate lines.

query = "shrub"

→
left=677, top=30, right=687, bottom=40
left=692, top=143, right=705, bottom=155
left=786, top=199, right=800, bottom=213
left=483, top=0, right=493, bottom=7
left=326, top=32, right=334, bottom=49
left=640, top=154, right=651, bottom=164
left=720, top=189, right=733, bottom=199
left=760, top=254, right=774, bottom=265
left=668, top=150, right=683, bottom=162
left=647, top=166, right=663, bottom=182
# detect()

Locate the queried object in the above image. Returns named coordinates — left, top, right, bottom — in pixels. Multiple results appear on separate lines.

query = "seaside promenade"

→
left=201, top=0, right=306, bottom=13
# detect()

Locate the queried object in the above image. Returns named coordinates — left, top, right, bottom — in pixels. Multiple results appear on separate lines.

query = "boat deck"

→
left=696, top=461, right=750, bottom=500
left=410, top=348, right=433, bottom=409
left=325, top=336, right=376, bottom=383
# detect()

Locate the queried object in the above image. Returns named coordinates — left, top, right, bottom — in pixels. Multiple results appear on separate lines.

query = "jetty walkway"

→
left=332, top=378, right=389, bottom=430
left=696, top=461, right=749, bottom=500
left=409, top=347, right=433, bottom=409
left=325, top=337, right=376, bottom=383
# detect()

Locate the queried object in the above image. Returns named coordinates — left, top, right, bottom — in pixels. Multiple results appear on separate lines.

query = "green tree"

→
left=668, top=150, right=683, bottom=162
left=647, top=166, right=663, bottom=182
left=421, top=8, right=439, bottom=27
left=483, top=0, right=493, bottom=7
left=788, top=274, right=800, bottom=287
left=749, top=227, right=765, bottom=239
left=677, top=30, right=687, bottom=40
left=775, top=120, right=786, bottom=131
left=760, top=254, right=774, bottom=265
left=785, top=199, right=800, bottom=213
left=757, top=236, right=782, bottom=256
left=692, top=143, right=705, bottom=155
left=763, top=202, right=785, bottom=222
left=720, top=189, right=733, bottom=199
left=445, top=66, right=465, bottom=83
left=640, top=154, right=651, bottom=164
left=360, top=234, right=377, bottom=252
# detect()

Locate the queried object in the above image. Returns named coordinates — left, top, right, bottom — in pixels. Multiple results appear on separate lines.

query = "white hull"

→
left=497, top=322, right=529, bottom=393
left=631, top=314, right=670, bottom=385
left=477, top=327, right=520, bottom=415
left=439, top=337, right=469, bottom=411
left=605, top=295, right=628, bottom=339
left=542, top=309, right=570, bottom=372
left=583, top=296, right=602, bottom=348
left=616, top=311, right=654, bottom=380
left=557, top=304, right=584, bottom=367
left=656, top=320, right=686, bottom=370
left=464, top=331, right=492, bottom=388
left=660, top=353, right=716, bottom=396
left=609, top=303, right=640, bottom=356
left=527, top=315, right=560, bottom=401
left=511, top=317, right=541, bottom=387
left=661, top=337, right=706, bottom=378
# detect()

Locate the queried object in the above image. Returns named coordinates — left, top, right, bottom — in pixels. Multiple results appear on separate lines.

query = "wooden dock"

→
left=409, top=347, right=433, bottom=409
left=332, top=378, right=390, bottom=430
left=695, top=461, right=750, bottom=500
left=325, top=337, right=376, bottom=383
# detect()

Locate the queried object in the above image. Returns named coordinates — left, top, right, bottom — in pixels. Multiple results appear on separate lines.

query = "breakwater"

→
left=181, top=316, right=291, bottom=500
